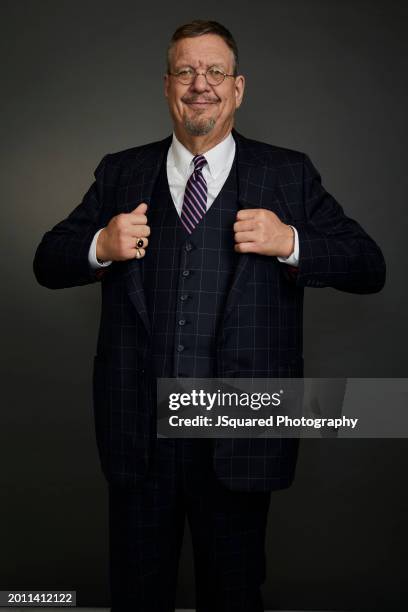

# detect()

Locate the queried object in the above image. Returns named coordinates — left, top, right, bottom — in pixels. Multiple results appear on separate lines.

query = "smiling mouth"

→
left=184, top=100, right=218, bottom=106
left=185, top=102, right=216, bottom=112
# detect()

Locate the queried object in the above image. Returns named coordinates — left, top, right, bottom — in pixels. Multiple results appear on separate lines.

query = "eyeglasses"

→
left=168, top=66, right=236, bottom=86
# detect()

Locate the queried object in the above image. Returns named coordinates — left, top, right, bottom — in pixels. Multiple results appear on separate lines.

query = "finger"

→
left=127, top=225, right=151, bottom=238
left=133, top=247, right=146, bottom=259
left=234, top=241, right=259, bottom=253
left=233, top=219, right=256, bottom=233
left=131, top=202, right=148, bottom=214
left=235, top=208, right=259, bottom=221
left=234, top=230, right=257, bottom=243
left=128, top=213, right=148, bottom=225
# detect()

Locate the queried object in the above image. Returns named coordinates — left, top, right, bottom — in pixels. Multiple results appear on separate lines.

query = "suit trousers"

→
left=108, top=438, right=271, bottom=612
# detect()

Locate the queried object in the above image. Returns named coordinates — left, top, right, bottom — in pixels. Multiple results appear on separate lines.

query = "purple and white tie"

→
left=180, top=154, right=208, bottom=234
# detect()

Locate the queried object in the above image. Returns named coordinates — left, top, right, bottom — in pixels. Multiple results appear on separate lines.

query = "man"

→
left=33, top=19, right=385, bottom=612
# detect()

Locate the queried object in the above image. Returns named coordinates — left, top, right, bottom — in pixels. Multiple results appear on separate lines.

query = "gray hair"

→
left=167, top=19, right=239, bottom=74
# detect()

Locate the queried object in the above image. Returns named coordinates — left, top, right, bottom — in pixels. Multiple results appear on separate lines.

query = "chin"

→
left=183, top=117, right=216, bottom=137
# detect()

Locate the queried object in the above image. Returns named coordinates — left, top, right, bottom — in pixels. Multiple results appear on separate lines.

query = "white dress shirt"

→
left=88, top=132, right=299, bottom=268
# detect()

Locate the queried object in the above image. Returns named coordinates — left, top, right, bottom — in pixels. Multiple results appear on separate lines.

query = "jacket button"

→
left=177, top=344, right=184, bottom=352
left=185, top=243, right=193, bottom=252
left=178, top=319, right=186, bottom=326
left=180, top=294, right=189, bottom=301
left=182, top=270, right=190, bottom=277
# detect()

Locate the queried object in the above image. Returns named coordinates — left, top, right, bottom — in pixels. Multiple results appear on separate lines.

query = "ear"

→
left=164, top=73, right=169, bottom=99
left=234, top=75, right=245, bottom=109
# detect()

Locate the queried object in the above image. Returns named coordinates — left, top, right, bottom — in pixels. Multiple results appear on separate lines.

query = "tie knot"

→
left=193, top=154, right=207, bottom=172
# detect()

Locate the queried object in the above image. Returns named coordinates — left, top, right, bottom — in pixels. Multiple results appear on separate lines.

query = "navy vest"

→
left=141, top=153, right=240, bottom=378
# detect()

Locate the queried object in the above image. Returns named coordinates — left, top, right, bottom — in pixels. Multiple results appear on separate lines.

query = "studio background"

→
left=1, top=0, right=407, bottom=609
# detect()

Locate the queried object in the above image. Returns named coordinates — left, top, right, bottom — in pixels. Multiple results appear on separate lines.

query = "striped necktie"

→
left=180, top=154, right=207, bottom=234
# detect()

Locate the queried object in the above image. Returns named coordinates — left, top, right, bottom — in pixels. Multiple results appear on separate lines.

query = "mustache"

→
left=182, top=95, right=220, bottom=103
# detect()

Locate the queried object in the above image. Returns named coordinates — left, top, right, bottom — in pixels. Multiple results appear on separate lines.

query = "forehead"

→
left=170, top=34, right=234, bottom=69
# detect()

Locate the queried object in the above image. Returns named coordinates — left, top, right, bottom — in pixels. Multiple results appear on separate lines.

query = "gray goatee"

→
left=183, top=117, right=216, bottom=136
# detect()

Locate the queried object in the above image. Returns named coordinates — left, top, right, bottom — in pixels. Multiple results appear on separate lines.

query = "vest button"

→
left=182, top=270, right=190, bottom=277
left=185, top=242, right=193, bottom=252
left=178, top=319, right=186, bottom=326
left=177, top=344, right=184, bottom=352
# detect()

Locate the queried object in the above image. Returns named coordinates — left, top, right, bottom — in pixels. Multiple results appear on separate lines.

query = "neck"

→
left=174, top=122, right=233, bottom=155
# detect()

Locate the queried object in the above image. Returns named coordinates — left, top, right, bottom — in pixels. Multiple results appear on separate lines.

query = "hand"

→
left=233, top=208, right=294, bottom=257
left=96, top=202, right=150, bottom=261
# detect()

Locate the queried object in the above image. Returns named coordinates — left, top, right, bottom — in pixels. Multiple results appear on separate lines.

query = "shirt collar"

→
left=168, top=131, right=236, bottom=180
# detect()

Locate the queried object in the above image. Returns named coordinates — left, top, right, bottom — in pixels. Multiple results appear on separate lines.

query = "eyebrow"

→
left=174, top=62, right=228, bottom=71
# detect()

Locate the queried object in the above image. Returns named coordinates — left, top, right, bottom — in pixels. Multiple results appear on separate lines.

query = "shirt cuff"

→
left=88, top=228, right=112, bottom=269
left=277, top=226, right=299, bottom=266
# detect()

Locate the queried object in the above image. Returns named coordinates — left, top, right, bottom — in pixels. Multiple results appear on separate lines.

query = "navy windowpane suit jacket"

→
left=33, top=129, right=386, bottom=491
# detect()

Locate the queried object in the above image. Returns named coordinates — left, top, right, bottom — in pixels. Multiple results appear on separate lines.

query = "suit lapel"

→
left=221, top=129, right=279, bottom=321
left=123, top=135, right=172, bottom=336
left=123, top=130, right=280, bottom=335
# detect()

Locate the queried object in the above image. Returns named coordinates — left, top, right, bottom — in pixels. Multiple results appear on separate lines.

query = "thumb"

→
left=132, top=202, right=148, bottom=214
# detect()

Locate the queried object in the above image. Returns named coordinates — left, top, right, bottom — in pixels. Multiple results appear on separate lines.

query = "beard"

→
left=183, top=116, right=216, bottom=136
left=181, top=95, right=219, bottom=136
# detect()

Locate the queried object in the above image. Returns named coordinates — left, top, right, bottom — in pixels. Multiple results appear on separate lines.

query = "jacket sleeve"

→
left=33, top=155, right=111, bottom=289
left=295, top=154, right=386, bottom=294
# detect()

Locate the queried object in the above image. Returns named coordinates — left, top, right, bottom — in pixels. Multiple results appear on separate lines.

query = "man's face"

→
left=164, top=34, right=245, bottom=141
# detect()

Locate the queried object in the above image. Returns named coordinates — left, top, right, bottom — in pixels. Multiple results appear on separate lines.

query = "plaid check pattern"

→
left=33, top=129, right=386, bottom=491
left=109, top=439, right=270, bottom=611
left=141, top=155, right=240, bottom=379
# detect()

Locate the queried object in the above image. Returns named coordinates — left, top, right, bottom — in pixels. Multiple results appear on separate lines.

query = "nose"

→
left=191, top=72, right=210, bottom=93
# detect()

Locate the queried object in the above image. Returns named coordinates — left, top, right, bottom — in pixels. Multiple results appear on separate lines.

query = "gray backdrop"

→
left=1, top=0, right=407, bottom=609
